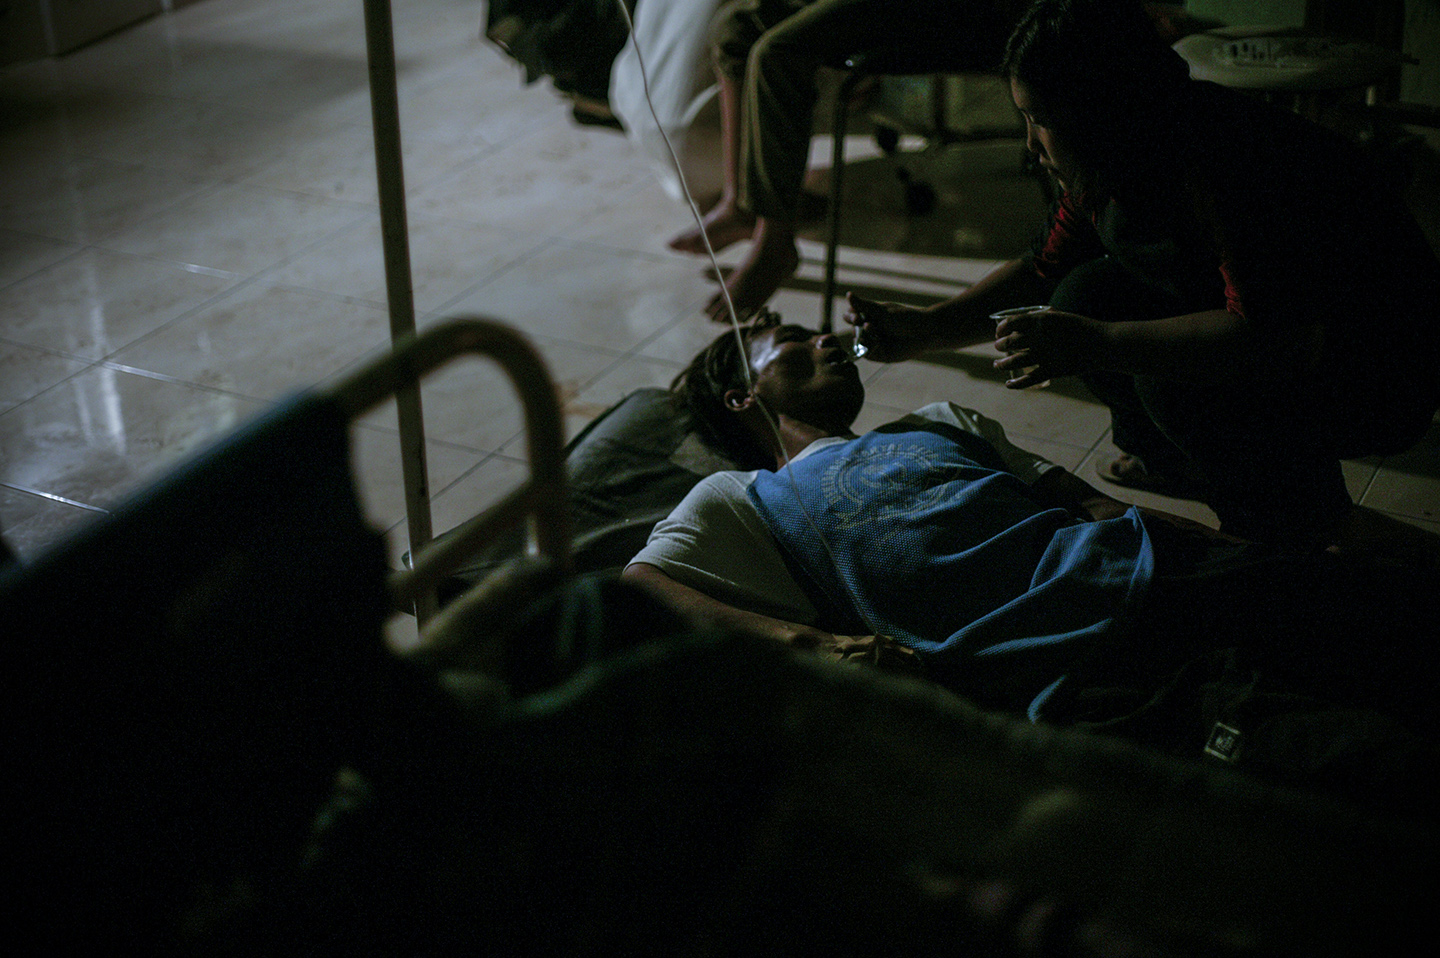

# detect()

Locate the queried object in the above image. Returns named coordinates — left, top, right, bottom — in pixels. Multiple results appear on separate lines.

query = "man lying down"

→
left=621, top=312, right=1440, bottom=761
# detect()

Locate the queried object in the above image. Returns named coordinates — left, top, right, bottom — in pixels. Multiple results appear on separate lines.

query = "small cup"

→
left=989, top=305, right=1050, bottom=386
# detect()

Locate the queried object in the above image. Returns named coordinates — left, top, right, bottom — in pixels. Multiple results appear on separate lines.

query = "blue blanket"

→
left=749, top=421, right=1155, bottom=716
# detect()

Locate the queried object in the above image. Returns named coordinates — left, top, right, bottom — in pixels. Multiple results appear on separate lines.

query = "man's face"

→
left=745, top=323, right=864, bottom=431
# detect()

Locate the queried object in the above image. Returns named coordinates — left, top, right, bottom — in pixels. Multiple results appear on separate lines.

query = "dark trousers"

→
left=1075, top=524, right=1440, bottom=813
left=1140, top=526, right=1440, bottom=731
left=712, top=0, right=1017, bottom=220
left=1050, top=257, right=1363, bottom=544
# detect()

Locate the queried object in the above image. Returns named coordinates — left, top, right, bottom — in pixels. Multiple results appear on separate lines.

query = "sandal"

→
left=1096, top=454, right=1200, bottom=499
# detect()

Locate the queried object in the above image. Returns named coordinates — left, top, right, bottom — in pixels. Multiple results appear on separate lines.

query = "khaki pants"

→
left=711, top=0, right=1020, bottom=219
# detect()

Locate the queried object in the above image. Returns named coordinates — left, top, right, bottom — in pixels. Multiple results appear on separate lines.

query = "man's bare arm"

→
left=622, top=561, right=834, bottom=648
left=623, top=562, right=925, bottom=673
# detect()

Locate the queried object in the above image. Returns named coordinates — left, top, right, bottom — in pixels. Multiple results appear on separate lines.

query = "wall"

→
left=1, top=0, right=164, bottom=67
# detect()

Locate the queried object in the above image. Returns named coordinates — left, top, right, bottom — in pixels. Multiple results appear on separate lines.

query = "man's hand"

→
left=624, top=563, right=925, bottom=677
left=993, top=308, right=1107, bottom=388
left=792, top=629, right=925, bottom=676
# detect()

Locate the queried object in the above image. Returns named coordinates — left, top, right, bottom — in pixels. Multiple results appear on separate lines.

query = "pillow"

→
left=435, top=388, right=737, bottom=602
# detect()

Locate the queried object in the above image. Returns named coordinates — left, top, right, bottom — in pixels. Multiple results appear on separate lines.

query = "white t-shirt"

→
left=628, top=402, right=1062, bottom=626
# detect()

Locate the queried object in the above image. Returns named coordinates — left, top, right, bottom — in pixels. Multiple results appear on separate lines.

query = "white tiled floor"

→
left=3, top=0, right=1438, bottom=587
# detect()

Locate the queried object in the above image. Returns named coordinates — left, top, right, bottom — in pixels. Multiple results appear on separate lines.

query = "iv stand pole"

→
left=361, top=0, right=436, bottom=624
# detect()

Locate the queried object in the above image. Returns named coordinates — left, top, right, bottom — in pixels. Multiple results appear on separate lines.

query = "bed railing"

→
left=325, top=317, right=572, bottom=624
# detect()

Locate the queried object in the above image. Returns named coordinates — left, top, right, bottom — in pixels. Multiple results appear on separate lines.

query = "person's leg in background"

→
left=727, top=0, right=1016, bottom=320
left=668, top=0, right=801, bottom=270
left=666, top=1, right=770, bottom=261
left=674, top=0, right=1018, bottom=321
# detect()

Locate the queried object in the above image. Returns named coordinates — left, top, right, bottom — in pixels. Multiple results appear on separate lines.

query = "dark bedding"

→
left=197, top=583, right=1440, bottom=957
left=434, top=387, right=736, bottom=601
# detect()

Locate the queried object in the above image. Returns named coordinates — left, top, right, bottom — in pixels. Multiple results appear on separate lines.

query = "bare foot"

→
left=668, top=199, right=756, bottom=256
left=704, top=228, right=800, bottom=323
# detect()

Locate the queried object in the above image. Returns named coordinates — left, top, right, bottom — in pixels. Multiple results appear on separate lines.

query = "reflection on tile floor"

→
left=3, top=0, right=1438, bottom=587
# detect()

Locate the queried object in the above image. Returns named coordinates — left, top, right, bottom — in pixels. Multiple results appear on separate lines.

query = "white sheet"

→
left=610, top=0, right=725, bottom=205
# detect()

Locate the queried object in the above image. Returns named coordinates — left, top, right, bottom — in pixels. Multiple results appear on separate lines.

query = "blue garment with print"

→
left=748, top=421, right=1155, bottom=717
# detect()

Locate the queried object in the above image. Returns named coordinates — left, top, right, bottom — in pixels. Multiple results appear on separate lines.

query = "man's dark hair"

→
left=669, top=310, right=780, bottom=471
left=1002, top=0, right=1191, bottom=204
